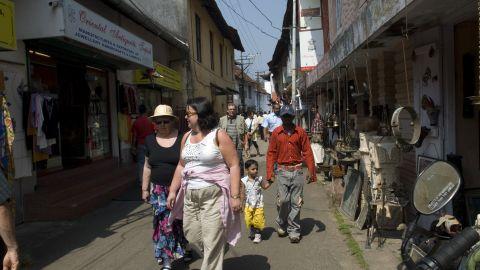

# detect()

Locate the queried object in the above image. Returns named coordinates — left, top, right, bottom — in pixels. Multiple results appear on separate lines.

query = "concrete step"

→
left=36, top=158, right=117, bottom=188
left=24, top=162, right=135, bottom=221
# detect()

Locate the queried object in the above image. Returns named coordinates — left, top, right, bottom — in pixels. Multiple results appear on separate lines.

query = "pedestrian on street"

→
left=241, top=159, right=270, bottom=244
left=245, top=111, right=262, bottom=157
left=132, top=104, right=155, bottom=185
left=0, top=173, right=19, bottom=270
left=167, top=97, right=242, bottom=270
left=262, top=103, right=283, bottom=141
left=256, top=112, right=265, bottom=141
left=141, top=105, right=189, bottom=269
left=266, top=105, right=317, bottom=243
left=219, top=103, right=247, bottom=175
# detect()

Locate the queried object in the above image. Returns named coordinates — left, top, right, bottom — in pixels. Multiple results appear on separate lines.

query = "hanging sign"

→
left=0, top=0, right=16, bottom=51
left=134, top=62, right=182, bottom=91
left=299, top=0, right=324, bottom=71
left=63, top=0, right=153, bottom=68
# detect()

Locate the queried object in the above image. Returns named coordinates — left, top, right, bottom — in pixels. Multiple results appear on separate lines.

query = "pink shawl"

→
left=169, top=164, right=242, bottom=246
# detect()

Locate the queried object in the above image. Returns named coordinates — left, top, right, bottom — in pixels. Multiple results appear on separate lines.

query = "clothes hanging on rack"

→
left=25, top=93, right=59, bottom=161
left=42, top=97, right=59, bottom=140
left=118, top=112, right=132, bottom=143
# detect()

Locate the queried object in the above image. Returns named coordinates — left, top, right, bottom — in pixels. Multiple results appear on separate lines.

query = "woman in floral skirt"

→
left=141, top=105, right=190, bottom=269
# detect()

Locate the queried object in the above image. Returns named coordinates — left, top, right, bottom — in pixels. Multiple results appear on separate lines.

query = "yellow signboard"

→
left=134, top=62, right=182, bottom=91
left=0, top=0, right=16, bottom=51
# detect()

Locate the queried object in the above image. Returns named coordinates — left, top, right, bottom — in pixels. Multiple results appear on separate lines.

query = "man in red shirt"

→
left=266, top=105, right=316, bottom=243
left=132, top=104, right=154, bottom=184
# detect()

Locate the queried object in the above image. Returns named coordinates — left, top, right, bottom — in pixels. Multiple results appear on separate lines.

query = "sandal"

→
left=161, top=266, right=172, bottom=270
left=183, top=249, right=193, bottom=262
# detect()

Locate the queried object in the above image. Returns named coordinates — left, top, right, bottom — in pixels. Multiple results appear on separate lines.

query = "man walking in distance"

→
left=219, top=103, right=247, bottom=175
left=266, top=105, right=316, bottom=243
left=245, top=111, right=262, bottom=157
left=0, top=173, right=19, bottom=270
left=262, top=103, right=282, bottom=141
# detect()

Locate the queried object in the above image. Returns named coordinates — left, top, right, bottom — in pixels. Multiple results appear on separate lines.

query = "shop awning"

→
left=133, top=62, right=182, bottom=91
left=0, top=0, right=16, bottom=51
left=211, top=84, right=238, bottom=96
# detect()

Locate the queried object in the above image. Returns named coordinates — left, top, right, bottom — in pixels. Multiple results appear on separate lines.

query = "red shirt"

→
left=266, top=125, right=316, bottom=182
left=132, top=115, right=154, bottom=145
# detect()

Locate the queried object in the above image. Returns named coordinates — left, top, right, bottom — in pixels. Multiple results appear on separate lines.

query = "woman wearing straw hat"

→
left=141, top=105, right=190, bottom=269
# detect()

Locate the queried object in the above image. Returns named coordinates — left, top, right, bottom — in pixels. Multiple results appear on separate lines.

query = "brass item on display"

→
left=391, top=106, right=421, bottom=145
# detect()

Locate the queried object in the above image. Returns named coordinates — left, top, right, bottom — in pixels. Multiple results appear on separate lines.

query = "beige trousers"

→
left=184, top=185, right=225, bottom=270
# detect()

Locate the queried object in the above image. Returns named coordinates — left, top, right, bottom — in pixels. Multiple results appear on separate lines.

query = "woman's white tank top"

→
left=182, top=129, right=224, bottom=189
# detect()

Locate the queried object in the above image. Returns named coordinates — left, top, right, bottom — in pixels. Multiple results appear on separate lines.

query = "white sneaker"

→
left=253, top=233, right=262, bottom=243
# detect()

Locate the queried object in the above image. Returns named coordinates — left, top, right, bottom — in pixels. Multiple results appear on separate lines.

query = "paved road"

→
left=17, top=140, right=359, bottom=270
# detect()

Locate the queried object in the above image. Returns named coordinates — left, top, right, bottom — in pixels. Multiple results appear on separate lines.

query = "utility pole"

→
left=235, top=53, right=253, bottom=113
left=291, top=0, right=298, bottom=117
left=255, top=71, right=267, bottom=112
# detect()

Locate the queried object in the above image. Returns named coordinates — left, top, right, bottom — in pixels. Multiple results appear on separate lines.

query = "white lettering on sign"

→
left=64, top=0, right=153, bottom=68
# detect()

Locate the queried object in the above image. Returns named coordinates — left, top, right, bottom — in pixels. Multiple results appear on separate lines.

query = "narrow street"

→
left=17, top=140, right=359, bottom=270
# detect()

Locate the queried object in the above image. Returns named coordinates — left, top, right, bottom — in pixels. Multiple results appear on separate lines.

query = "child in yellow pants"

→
left=241, top=159, right=270, bottom=243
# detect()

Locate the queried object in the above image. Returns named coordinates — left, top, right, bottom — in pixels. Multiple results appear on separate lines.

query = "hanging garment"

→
left=118, top=113, right=132, bottom=143
left=311, top=143, right=325, bottom=165
left=42, top=97, right=59, bottom=139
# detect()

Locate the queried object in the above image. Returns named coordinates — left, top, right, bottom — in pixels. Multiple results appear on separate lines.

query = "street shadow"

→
left=301, top=218, right=326, bottom=236
left=223, top=255, right=271, bottom=270
left=16, top=184, right=148, bottom=270
left=262, top=227, right=276, bottom=240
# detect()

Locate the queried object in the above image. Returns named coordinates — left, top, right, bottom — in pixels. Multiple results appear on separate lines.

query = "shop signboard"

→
left=63, top=0, right=153, bottom=68
left=0, top=0, right=16, bottom=51
left=134, top=62, right=182, bottom=91
left=298, top=0, right=324, bottom=72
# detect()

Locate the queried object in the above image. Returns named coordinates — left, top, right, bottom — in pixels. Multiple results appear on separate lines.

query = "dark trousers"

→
left=259, top=126, right=265, bottom=140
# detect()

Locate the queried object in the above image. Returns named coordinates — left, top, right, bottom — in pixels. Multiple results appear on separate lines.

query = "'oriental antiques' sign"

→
left=63, top=0, right=153, bottom=68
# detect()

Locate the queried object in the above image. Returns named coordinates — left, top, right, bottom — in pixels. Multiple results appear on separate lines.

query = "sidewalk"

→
left=16, top=139, right=368, bottom=270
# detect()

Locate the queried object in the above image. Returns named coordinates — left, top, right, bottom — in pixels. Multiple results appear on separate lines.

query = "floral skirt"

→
left=150, top=184, right=188, bottom=260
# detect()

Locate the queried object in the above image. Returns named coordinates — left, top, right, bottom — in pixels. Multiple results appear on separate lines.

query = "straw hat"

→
left=150, top=105, right=177, bottom=119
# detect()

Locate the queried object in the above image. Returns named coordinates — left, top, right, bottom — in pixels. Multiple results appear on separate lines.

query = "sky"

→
left=216, top=0, right=288, bottom=78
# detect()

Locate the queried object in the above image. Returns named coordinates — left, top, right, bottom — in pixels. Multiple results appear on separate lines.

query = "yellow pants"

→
left=244, top=206, right=265, bottom=230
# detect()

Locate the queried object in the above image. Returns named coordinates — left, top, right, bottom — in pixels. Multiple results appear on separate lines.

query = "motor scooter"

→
left=401, top=161, right=480, bottom=269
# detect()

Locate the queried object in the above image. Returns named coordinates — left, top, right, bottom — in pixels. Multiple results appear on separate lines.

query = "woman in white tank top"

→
left=167, top=98, right=242, bottom=270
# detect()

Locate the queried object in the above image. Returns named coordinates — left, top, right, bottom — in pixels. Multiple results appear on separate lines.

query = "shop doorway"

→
left=28, top=51, right=112, bottom=174
left=454, top=21, right=480, bottom=224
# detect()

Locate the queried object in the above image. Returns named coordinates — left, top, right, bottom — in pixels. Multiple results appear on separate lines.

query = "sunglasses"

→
left=185, top=111, right=197, bottom=117
left=154, top=120, right=171, bottom=125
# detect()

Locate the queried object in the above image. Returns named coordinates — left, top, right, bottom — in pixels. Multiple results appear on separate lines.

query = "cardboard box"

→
left=360, top=153, right=372, bottom=179
left=369, top=137, right=401, bottom=168
left=371, top=166, right=399, bottom=188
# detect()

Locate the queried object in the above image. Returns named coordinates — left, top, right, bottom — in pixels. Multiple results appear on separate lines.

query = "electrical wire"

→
left=247, top=0, right=283, bottom=32
left=234, top=0, right=261, bottom=72
left=219, top=0, right=279, bottom=40
left=220, top=0, right=257, bottom=56
left=235, top=0, right=261, bottom=53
